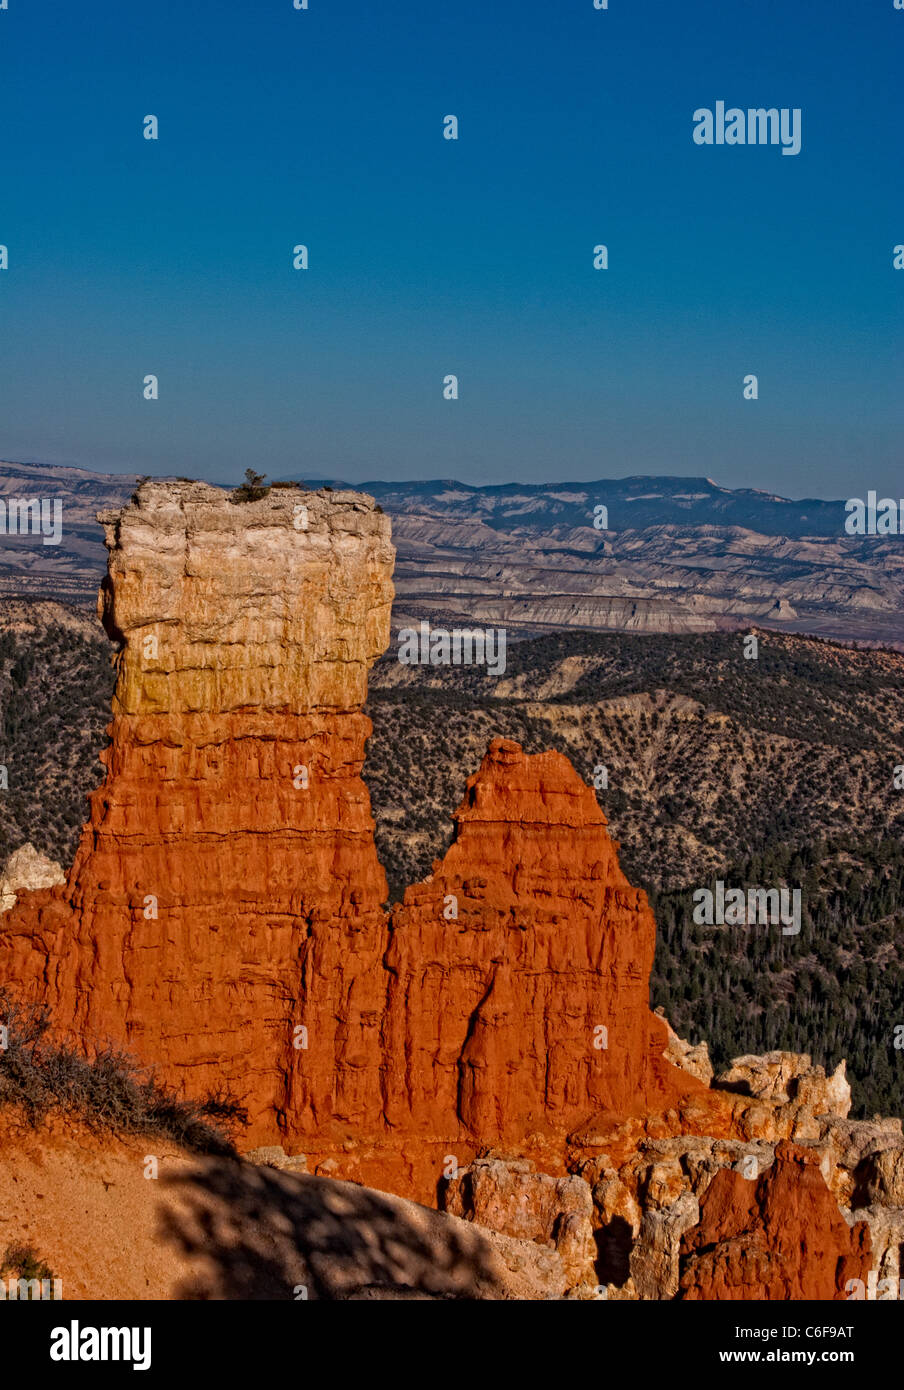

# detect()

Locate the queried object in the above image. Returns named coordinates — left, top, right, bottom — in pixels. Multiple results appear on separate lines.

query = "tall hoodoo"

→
left=1, top=480, right=891, bottom=1301
left=1, top=481, right=396, bottom=1139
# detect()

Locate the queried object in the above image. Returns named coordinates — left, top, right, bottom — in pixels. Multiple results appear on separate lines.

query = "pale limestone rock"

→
left=578, top=1156, right=640, bottom=1287
left=618, top=1137, right=774, bottom=1202
left=719, top=1053, right=851, bottom=1146
left=855, top=1146, right=904, bottom=1207
left=681, top=1139, right=776, bottom=1197
left=638, top=1156, right=687, bottom=1210
left=847, top=1206, right=904, bottom=1293
left=792, top=1117, right=902, bottom=1208
left=656, top=1009, right=714, bottom=1085
left=97, top=479, right=395, bottom=716
left=590, top=1170, right=642, bottom=1235
left=245, top=1145, right=308, bottom=1174
left=564, top=1280, right=607, bottom=1300
left=823, top=1114, right=903, bottom=1170
left=715, top=1051, right=850, bottom=1118
left=443, top=1157, right=596, bottom=1290
left=797, top=1061, right=851, bottom=1117
left=717, top=1050, right=814, bottom=1101
left=629, top=1191, right=699, bottom=1300
left=0, top=843, right=65, bottom=913
left=604, top=1276, right=638, bottom=1300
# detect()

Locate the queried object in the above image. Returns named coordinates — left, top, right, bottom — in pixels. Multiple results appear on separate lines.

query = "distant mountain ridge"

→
left=1, top=460, right=900, bottom=644
left=285, top=474, right=851, bottom=539
left=284, top=476, right=901, bottom=646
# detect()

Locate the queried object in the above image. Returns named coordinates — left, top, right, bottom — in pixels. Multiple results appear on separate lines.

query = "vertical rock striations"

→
left=384, top=737, right=703, bottom=1145
left=0, top=483, right=712, bottom=1168
left=0, top=481, right=395, bottom=1140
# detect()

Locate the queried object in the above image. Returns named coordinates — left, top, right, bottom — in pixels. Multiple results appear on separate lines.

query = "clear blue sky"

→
left=0, top=0, right=901, bottom=495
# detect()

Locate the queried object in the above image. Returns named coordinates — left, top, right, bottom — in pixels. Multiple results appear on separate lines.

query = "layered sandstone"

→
left=0, top=481, right=395, bottom=1141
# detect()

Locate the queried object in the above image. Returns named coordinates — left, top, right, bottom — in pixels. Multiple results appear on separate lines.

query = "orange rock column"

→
left=0, top=481, right=395, bottom=1143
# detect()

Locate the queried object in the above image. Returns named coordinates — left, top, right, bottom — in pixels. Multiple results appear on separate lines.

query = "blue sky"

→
left=0, top=0, right=901, bottom=495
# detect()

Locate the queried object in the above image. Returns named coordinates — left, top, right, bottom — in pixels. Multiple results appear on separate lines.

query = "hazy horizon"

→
left=0, top=453, right=864, bottom=505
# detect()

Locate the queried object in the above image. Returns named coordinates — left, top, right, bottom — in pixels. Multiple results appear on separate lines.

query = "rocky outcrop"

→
left=717, top=1054, right=861, bottom=1160
left=0, top=844, right=65, bottom=913
left=567, top=1070, right=903, bottom=1300
left=443, top=1157, right=597, bottom=1291
left=657, top=1009, right=714, bottom=1086
left=714, top=1051, right=850, bottom=1115
left=383, top=737, right=716, bottom=1152
left=852, top=1144, right=904, bottom=1206
left=678, top=1142, right=872, bottom=1300
left=632, top=1191, right=700, bottom=1300
left=846, top=1204, right=904, bottom=1298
